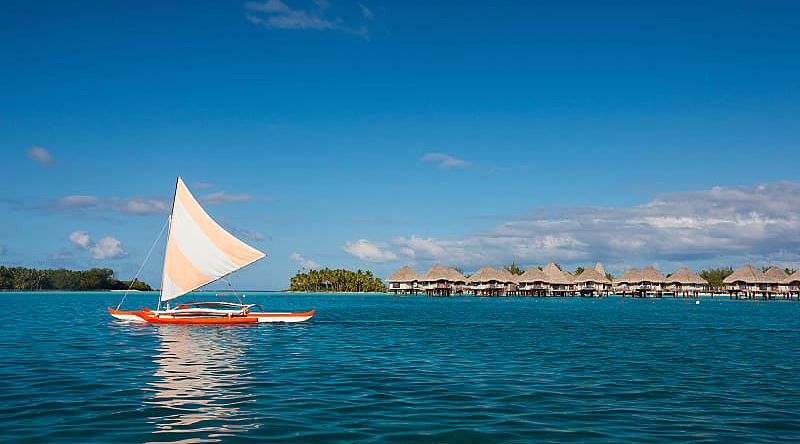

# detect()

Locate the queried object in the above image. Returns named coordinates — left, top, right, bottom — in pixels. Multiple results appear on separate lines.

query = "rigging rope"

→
left=224, top=279, right=245, bottom=305
left=116, top=216, right=170, bottom=310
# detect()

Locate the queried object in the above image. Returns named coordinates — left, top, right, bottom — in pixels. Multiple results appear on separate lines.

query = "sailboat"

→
left=109, top=177, right=314, bottom=324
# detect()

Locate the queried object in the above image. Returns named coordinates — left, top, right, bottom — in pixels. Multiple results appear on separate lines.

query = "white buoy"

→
left=695, top=300, right=700, bottom=305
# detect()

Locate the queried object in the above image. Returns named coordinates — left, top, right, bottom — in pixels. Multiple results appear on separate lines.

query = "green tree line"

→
left=289, top=268, right=386, bottom=292
left=0, top=267, right=152, bottom=291
left=699, top=267, right=733, bottom=290
left=504, top=262, right=524, bottom=276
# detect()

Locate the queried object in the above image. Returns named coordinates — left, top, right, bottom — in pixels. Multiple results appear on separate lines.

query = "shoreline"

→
left=0, top=290, right=388, bottom=294
left=0, top=290, right=797, bottom=301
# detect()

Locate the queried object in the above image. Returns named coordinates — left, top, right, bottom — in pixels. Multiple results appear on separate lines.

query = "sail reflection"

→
left=145, top=326, right=259, bottom=443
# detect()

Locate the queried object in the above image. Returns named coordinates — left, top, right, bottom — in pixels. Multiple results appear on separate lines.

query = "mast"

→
left=157, top=177, right=180, bottom=311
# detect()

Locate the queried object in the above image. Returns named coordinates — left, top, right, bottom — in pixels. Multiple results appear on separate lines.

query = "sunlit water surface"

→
left=1, top=292, right=800, bottom=443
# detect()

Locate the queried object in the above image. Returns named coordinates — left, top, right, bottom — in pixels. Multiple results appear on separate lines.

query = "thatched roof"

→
left=543, top=262, right=573, bottom=284
left=762, top=266, right=788, bottom=284
left=518, top=266, right=548, bottom=283
left=468, top=266, right=495, bottom=283
left=613, top=266, right=665, bottom=284
left=387, top=266, right=420, bottom=283
left=449, top=269, right=468, bottom=283
left=723, top=264, right=766, bottom=284
left=573, top=266, right=611, bottom=284
left=594, top=262, right=606, bottom=276
left=614, top=268, right=641, bottom=284
left=469, top=266, right=509, bottom=283
left=785, top=269, right=800, bottom=284
left=542, top=262, right=561, bottom=275
left=421, top=264, right=445, bottom=281
left=667, top=267, right=707, bottom=285
left=641, top=266, right=667, bottom=283
left=421, top=264, right=466, bottom=282
left=500, top=268, right=519, bottom=283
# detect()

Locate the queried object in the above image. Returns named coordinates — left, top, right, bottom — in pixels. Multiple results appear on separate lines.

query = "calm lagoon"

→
left=1, top=292, right=799, bottom=443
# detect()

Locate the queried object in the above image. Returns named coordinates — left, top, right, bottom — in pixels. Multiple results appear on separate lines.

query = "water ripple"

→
left=1, top=293, right=800, bottom=442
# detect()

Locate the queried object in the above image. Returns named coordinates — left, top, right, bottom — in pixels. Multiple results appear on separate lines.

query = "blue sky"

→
left=2, top=0, right=799, bottom=289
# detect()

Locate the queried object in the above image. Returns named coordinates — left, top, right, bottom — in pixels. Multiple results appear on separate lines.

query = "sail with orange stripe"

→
left=160, top=177, right=265, bottom=302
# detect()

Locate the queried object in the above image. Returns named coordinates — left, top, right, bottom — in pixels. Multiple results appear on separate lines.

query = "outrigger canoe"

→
left=110, top=177, right=314, bottom=324
left=109, top=305, right=315, bottom=324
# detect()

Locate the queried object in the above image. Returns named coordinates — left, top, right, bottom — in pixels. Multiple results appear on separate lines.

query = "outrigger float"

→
left=110, top=177, right=314, bottom=324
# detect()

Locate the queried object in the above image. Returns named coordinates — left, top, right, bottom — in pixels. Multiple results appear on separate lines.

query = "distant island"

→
left=289, top=268, right=386, bottom=292
left=0, top=267, right=153, bottom=291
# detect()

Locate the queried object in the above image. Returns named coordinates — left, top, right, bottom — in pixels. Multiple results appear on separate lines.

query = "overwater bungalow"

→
left=386, top=266, right=422, bottom=295
left=613, top=268, right=638, bottom=295
left=641, top=266, right=668, bottom=296
left=665, top=267, right=707, bottom=297
left=762, top=266, right=788, bottom=296
left=723, top=264, right=767, bottom=299
left=420, top=264, right=466, bottom=297
left=573, top=262, right=612, bottom=297
left=543, top=262, right=574, bottom=296
left=500, top=268, right=520, bottom=296
left=517, top=266, right=549, bottom=296
left=388, top=261, right=799, bottom=301
left=614, top=266, right=667, bottom=297
left=722, top=264, right=791, bottom=299
left=785, top=269, right=800, bottom=299
left=468, top=266, right=516, bottom=296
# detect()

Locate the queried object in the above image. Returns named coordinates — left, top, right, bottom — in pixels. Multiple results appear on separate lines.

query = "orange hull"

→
left=108, top=307, right=315, bottom=324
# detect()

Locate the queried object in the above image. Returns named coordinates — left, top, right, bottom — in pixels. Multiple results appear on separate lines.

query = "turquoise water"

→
left=1, top=292, right=800, bottom=443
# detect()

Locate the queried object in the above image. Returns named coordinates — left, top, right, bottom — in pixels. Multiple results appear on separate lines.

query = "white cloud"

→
left=345, top=181, right=800, bottom=273
left=69, top=231, right=91, bottom=249
left=69, top=231, right=127, bottom=259
left=121, top=198, right=169, bottom=214
left=289, top=252, right=320, bottom=269
left=5, top=190, right=252, bottom=219
left=0, top=245, right=6, bottom=256
left=27, top=146, right=54, bottom=166
left=193, top=182, right=213, bottom=189
left=245, top=0, right=290, bottom=13
left=48, top=249, right=73, bottom=261
left=236, top=228, right=265, bottom=242
left=56, top=195, right=168, bottom=216
left=89, top=237, right=127, bottom=260
left=216, top=216, right=267, bottom=243
left=342, top=239, right=398, bottom=262
left=358, top=2, right=374, bottom=20
left=245, top=0, right=369, bottom=37
left=52, top=191, right=252, bottom=215
left=200, top=192, right=253, bottom=205
left=421, top=152, right=471, bottom=169
left=60, top=195, right=99, bottom=206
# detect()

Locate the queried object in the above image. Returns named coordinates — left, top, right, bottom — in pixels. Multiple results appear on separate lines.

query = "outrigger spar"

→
left=109, top=177, right=314, bottom=324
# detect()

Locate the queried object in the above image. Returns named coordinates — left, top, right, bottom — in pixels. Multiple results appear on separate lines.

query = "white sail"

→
left=160, top=177, right=265, bottom=302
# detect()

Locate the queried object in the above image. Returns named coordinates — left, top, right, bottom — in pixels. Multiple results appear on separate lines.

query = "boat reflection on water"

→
left=144, top=326, right=259, bottom=443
